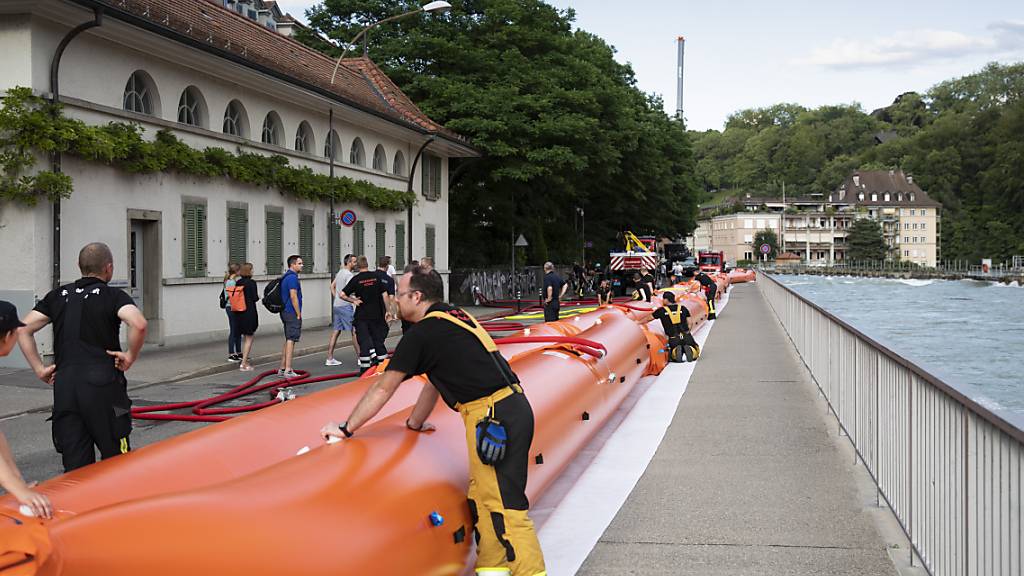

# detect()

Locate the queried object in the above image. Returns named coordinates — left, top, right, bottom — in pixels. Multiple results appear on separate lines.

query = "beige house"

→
left=695, top=170, right=942, bottom=267
left=830, top=170, right=941, bottom=266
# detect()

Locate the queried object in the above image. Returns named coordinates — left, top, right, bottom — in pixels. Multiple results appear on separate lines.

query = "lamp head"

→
left=422, top=1, right=452, bottom=13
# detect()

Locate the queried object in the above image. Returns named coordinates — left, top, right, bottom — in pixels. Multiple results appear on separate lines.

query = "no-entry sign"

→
left=339, top=209, right=357, bottom=227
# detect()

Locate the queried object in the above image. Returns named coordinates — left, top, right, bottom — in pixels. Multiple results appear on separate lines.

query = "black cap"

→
left=0, top=301, right=26, bottom=335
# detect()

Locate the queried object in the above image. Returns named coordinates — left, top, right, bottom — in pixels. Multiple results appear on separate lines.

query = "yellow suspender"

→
left=663, top=305, right=683, bottom=325
left=424, top=310, right=499, bottom=352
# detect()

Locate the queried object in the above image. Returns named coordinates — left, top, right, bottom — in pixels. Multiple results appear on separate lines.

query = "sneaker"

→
left=277, top=368, right=287, bottom=377
left=239, top=364, right=254, bottom=372
left=281, top=370, right=301, bottom=379
left=228, top=354, right=241, bottom=362
left=325, top=358, right=343, bottom=366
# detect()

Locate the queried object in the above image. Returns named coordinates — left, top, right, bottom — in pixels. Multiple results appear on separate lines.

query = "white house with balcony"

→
left=0, top=0, right=478, bottom=361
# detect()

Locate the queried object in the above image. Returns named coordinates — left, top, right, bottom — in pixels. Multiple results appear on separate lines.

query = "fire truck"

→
left=698, top=250, right=726, bottom=273
left=607, top=231, right=659, bottom=296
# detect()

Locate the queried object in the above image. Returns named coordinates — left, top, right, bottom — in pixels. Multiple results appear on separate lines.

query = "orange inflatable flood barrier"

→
left=0, top=297, right=715, bottom=575
left=727, top=268, right=757, bottom=283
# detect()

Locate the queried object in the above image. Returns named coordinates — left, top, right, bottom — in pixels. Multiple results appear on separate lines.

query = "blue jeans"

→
left=226, top=308, right=241, bottom=354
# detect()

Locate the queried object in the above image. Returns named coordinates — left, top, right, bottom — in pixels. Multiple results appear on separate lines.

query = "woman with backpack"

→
left=222, top=263, right=242, bottom=362
left=234, top=263, right=260, bottom=371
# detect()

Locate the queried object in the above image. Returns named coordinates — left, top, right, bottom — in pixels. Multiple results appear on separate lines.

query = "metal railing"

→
left=759, top=272, right=1023, bottom=576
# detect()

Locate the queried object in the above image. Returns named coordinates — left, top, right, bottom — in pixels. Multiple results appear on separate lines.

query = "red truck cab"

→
left=698, top=250, right=725, bottom=273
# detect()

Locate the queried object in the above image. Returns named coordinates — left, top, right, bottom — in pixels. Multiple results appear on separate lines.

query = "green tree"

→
left=300, top=0, right=700, bottom=266
left=752, top=228, right=779, bottom=261
left=846, top=218, right=887, bottom=261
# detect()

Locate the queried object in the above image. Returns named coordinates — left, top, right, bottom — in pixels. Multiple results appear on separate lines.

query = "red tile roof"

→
left=77, top=0, right=469, bottom=146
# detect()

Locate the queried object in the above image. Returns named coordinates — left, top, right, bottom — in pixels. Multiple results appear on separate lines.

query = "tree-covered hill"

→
left=692, top=62, right=1024, bottom=263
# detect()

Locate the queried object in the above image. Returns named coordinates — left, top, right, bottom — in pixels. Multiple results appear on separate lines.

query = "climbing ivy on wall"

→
left=0, top=87, right=414, bottom=210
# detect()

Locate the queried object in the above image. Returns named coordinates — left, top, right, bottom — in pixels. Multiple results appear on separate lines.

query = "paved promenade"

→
left=578, top=282, right=901, bottom=575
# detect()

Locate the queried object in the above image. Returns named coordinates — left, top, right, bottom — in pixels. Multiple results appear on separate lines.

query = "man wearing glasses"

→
left=321, top=266, right=546, bottom=576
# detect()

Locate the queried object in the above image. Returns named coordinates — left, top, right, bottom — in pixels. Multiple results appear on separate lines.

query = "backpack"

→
left=219, top=289, right=227, bottom=309
left=227, top=284, right=247, bottom=313
left=263, top=276, right=284, bottom=313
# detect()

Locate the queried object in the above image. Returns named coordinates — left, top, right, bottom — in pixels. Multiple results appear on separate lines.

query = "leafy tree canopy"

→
left=300, top=0, right=701, bottom=266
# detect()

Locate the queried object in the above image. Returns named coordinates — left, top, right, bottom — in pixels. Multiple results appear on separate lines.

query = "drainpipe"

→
left=406, top=136, right=435, bottom=265
left=49, top=7, right=103, bottom=289
left=328, top=107, right=336, bottom=274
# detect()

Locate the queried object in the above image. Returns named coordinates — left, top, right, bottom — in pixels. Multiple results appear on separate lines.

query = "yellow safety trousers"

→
left=457, top=386, right=546, bottom=576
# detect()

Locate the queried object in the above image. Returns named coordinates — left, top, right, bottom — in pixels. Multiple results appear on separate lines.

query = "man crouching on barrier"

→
left=647, top=292, right=700, bottom=362
left=321, top=266, right=547, bottom=576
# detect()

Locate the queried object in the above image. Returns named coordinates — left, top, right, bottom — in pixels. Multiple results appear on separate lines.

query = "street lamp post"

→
left=330, top=1, right=452, bottom=85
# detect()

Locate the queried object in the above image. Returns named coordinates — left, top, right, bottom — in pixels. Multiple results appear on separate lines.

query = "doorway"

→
left=127, top=210, right=162, bottom=343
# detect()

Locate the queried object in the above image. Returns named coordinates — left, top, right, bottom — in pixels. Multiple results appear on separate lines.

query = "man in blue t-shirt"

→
left=278, top=254, right=303, bottom=378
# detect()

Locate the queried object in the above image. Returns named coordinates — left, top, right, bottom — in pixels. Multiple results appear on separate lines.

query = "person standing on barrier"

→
left=542, top=262, right=566, bottom=323
left=650, top=292, right=700, bottom=362
left=18, top=242, right=148, bottom=472
left=321, top=266, right=546, bottom=576
left=341, top=256, right=393, bottom=374
left=695, top=271, right=718, bottom=319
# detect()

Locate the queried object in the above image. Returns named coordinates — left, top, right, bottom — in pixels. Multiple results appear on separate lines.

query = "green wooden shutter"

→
left=432, top=157, right=442, bottom=200
left=425, top=225, right=436, bottom=261
left=375, top=222, right=386, bottom=263
left=183, top=203, right=206, bottom=278
left=329, top=212, right=340, bottom=271
left=353, top=220, right=364, bottom=258
left=395, top=222, right=405, bottom=269
left=227, top=206, right=247, bottom=265
left=299, top=213, right=314, bottom=270
left=265, top=210, right=283, bottom=274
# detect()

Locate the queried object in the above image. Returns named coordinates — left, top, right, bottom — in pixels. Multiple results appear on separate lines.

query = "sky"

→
left=274, top=0, right=1024, bottom=131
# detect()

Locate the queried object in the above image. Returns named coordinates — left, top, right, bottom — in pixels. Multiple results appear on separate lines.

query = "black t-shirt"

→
left=375, top=270, right=396, bottom=296
left=652, top=304, right=690, bottom=337
left=696, top=273, right=715, bottom=288
left=596, top=285, right=611, bottom=303
left=343, top=271, right=388, bottom=321
left=543, top=272, right=565, bottom=302
left=34, top=277, right=135, bottom=366
left=387, top=303, right=515, bottom=409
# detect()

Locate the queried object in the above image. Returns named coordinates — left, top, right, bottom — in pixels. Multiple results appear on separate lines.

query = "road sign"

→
left=760, top=243, right=771, bottom=255
left=514, top=234, right=529, bottom=247
left=339, top=209, right=357, bottom=227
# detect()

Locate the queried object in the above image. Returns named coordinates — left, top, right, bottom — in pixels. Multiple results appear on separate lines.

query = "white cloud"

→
left=800, top=26, right=1013, bottom=70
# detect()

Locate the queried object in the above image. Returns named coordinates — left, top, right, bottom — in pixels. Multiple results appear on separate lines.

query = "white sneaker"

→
left=325, top=358, right=343, bottom=366
left=282, top=370, right=301, bottom=379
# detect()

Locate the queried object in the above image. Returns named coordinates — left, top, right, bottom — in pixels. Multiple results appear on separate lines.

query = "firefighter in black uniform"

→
left=18, top=242, right=148, bottom=472
left=650, top=292, right=700, bottom=362
left=695, top=271, right=718, bottom=319
left=322, top=266, right=546, bottom=576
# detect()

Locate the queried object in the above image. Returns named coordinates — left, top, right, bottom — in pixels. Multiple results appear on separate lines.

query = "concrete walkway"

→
left=577, top=283, right=900, bottom=575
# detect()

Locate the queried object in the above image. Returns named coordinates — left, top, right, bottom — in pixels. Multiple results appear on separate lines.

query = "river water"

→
left=774, top=274, right=1024, bottom=427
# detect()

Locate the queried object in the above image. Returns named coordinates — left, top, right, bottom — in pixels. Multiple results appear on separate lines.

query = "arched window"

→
left=349, top=137, right=365, bottom=166
left=392, top=150, right=406, bottom=176
left=123, top=71, right=158, bottom=116
left=871, top=193, right=878, bottom=202
left=294, top=121, right=315, bottom=153
left=222, top=100, right=249, bottom=138
left=897, top=192, right=904, bottom=202
left=324, top=129, right=341, bottom=161
left=909, top=193, right=916, bottom=202
left=858, top=192, right=864, bottom=201
left=261, top=111, right=283, bottom=146
left=884, top=192, right=890, bottom=202
left=372, top=144, right=387, bottom=171
left=176, top=86, right=207, bottom=128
